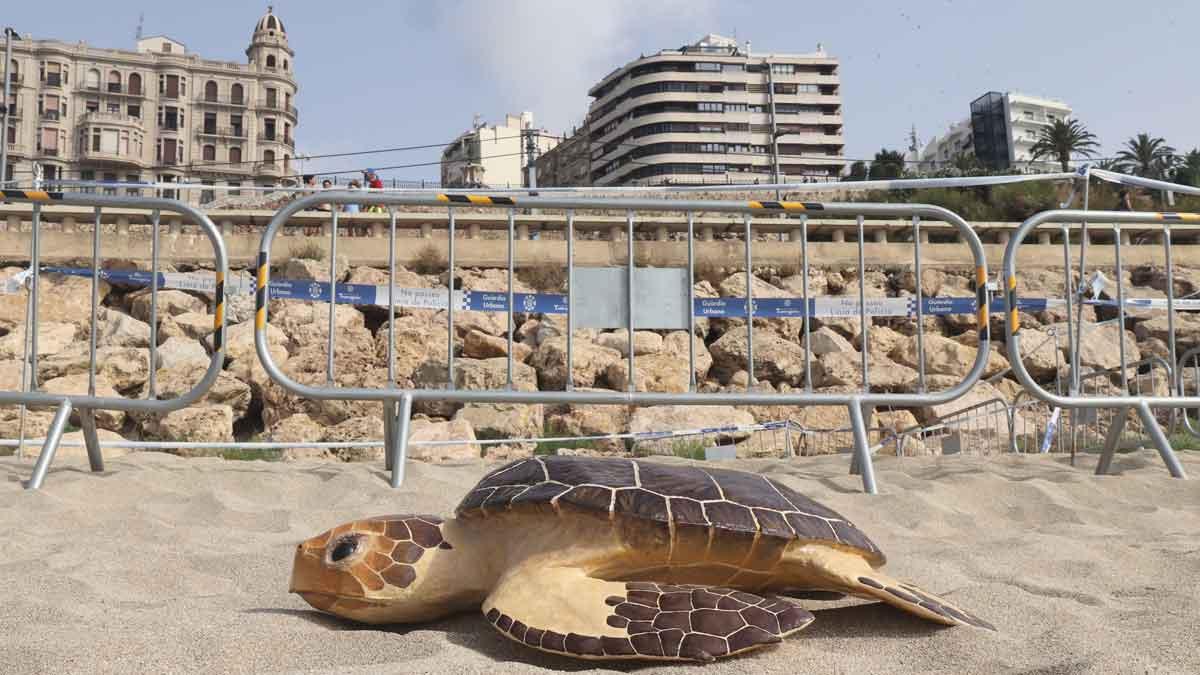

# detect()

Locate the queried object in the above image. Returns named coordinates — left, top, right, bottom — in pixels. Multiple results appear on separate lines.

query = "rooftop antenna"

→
left=136, top=12, right=144, bottom=41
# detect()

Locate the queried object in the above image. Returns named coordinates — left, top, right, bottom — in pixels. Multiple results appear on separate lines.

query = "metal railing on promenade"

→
left=254, top=192, right=994, bottom=494
left=0, top=189, right=228, bottom=489
left=1003, top=209, right=1199, bottom=479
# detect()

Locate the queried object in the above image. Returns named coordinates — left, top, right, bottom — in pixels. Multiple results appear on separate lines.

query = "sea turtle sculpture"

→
left=290, top=456, right=993, bottom=662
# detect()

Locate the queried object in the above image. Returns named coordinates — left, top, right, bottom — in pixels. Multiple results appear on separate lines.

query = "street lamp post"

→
left=1, top=27, right=20, bottom=185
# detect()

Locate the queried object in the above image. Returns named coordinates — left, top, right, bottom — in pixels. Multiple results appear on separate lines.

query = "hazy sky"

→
left=5, top=0, right=1198, bottom=180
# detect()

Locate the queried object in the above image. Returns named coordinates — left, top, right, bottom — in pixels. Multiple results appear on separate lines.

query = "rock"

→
left=545, top=398, right=631, bottom=454
left=529, top=336, right=622, bottom=391
left=158, top=311, right=212, bottom=342
left=407, top=417, right=479, bottom=462
left=778, top=270, right=830, bottom=298
left=205, top=319, right=286, bottom=363
left=1009, top=326, right=1066, bottom=381
left=919, top=376, right=1020, bottom=449
left=38, top=345, right=154, bottom=392
left=812, top=352, right=917, bottom=391
left=463, top=329, right=532, bottom=362
left=595, top=329, right=664, bottom=357
left=604, top=354, right=690, bottom=393
left=994, top=377, right=1024, bottom=403
left=718, top=273, right=791, bottom=300
left=891, top=334, right=981, bottom=380
left=807, top=326, right=855, bottom=355
left=411, top=357, right=537, bottom=418
left=324, top=416, right=386, bottom=462
left=1134, top=313, right=1200, bottom=351
left=663, top=331, right=712, bottom=381
left=0, top=272, right=111, bottom=332
left=455, top=402, right=542, bottom=442
left=225, top=292, right=255, bottom=325
left=709, top=325, right=807, bottom=386
left=95, top=308, right=153, bottom=348
left=347, top=264, right=428, bottom=291
left=875, top=410, right=926, bottom=456
left=898, top=268, right=946, bottom=297
left=267, top=414, right=331, bottom=461
left=628, top=405, right=756, bottom=443
left=281, top=256, right=349, bottom=283
left=0, top=322, right=78, bottom=359
left=146, top=405, right=235, bottom=449
left=143, top=363, right=253, bottom=420
left=130, top=289, right=207, bottom=323
left=853, top=325, right=907, bottom=356
left=375, top=314, right=450, bottom=382
left=157, top=336, right=209, bottom=370
left=39, top=373, right=125, bottom=431
left=269, top=300, right=367, bottom=351
left=1062, top=322, right=1143, bottom=373
left=260, top=350, right=384, bottom=428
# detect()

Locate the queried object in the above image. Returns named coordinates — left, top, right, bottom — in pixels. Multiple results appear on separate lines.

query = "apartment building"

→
left=561, top=34, right=844, bottom=187
left=1, top=8, right=298, bottom=204
left=916, top=119, right=974, bottom=169
left=440, top=112, right=558, bottom=189
left=970, top=91, right=1071, bottom=171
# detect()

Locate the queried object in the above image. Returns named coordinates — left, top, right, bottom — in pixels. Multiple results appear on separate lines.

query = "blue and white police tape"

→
left=10, top=265, right=1195, bottom=319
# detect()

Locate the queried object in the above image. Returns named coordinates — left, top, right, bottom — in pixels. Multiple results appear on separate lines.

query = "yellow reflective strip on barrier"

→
left=436, top=194, right=450, bottom=203
left=1008, top=274, right=1017, bottom=290
left=976, top=266, right=987, bottom=286
left=1180, top=213, right=1200, bottom=222
left=748, top=201, right=765, bottom=209
left=1010, top=309, right=1019, bottom=334
left=24, top=190, right=51, bottom=201
left=466, top=195, right=493, bottom=205
left=257, top=264, right=268, bottom=289
left=255, top=307, right=266, bottom=330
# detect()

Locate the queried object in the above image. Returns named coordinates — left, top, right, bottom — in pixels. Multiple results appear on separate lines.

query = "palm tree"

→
left=1173, top=149, right=1200, bottom=187
left=1029, top=119, right=1099, bottom=171
left=1116, top=133, right=1178, bottom=179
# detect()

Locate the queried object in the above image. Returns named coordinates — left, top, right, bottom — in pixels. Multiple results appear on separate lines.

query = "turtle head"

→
left=290, top=514, right=473, bottom=624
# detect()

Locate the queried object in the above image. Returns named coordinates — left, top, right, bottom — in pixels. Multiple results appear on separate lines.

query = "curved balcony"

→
left=81, top=111, right=146, bottom=132
left=255, top=161, right=282, bottom=177
left=78, top=145, right=147, bottom=169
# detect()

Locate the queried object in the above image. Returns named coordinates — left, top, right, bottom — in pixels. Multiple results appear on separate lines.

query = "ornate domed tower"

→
left=246, top=6, right=298, bottom=185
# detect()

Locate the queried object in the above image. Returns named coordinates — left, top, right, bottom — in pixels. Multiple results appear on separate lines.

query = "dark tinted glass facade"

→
left=970, top=92, right=1009, bottom=170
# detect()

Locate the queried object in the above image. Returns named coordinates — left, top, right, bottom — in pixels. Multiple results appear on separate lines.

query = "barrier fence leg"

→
left=1095, top=407, right=1128, bottom=475
left=78, top=408, right=104, bottom=473
left=25, top=400, right=73, bottom=490
left=389, top=393, right=414, bottom=489
left=1135, top=402, right=1187, bottom=479
left=383, top=400, right=396, bottom=472
left=848, top=402, right=878, bottom=494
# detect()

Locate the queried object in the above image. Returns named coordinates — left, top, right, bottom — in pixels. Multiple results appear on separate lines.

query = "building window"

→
left=107, top=71, right=121, bottom=93
left=770, top=64, right=795, bottom=75
left=102, top=173, right=118, bottom=196
left=263, top=149, right=275, bottom=164
left=203, top=111, right=216, bottom=134
left=92, top=129, right=101, bottom=152
left=1024, top=111, right=1035, bottom=120
left=125, top=174, right=141, bottom=196
left=698, top=143, right=723, bottom=153
left=266, top=54, right=277, bottom=69
left=231, top=83, right=244, bottom=104
left=266, top=88, right=277, bottom=108
left=282, top=59, right=288, bottom=71
left=85, top=68, right=100, bottom=90
left=161, top=42, right=172, bottom=53
left=725, top=103, right=748, bottom=113
left=693, top=62, right=722, bottom=72
left=227, top=181, right=241, bottom=196
left=697, top=102, right=723, bottom=113
left=204, top=80, right=218, bottom=102
left=128, top=104, right=140, bottom=118
left=229, top=147, right=242, bottom=165
left=230, top=114, right=243, bottom=136
left=796, top=84, right=819, bottom=93
left=701, top=164, right=726, bottom=174
left=202, top=144, right=216, bottom=161
left=106, top=102, right=120, bottom=114
left=200, top=180, right=215, bottom=204
left=85, top=99, right=99, bottom=113
left=128, top=73, right=142, bottom=95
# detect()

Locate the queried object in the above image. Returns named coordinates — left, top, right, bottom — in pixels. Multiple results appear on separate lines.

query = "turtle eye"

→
left=330, top=536, right=359, bottom=563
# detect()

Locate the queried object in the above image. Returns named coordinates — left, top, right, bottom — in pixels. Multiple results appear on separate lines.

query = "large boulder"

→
left=544, top=398, right=631, bottom=454
left=1134, top=313, right=1200, bottom=351
left=130, top=289, right=207, bottom=323
left=595, top=329, right=664, bottom=357
left=529, top=336, right=622, bottom=391
left=812, top=352, right=917, bottom=391
left=807, top=326, right=855, bottom=355
left=39, top=373, right=125, bottom=431
left=629, top=405, right=756, bottom=448
left=411, top=357, right=537, bottom=418
left=281, top=256, right=349, bottom=283
left=145, top=404, right=235, bottom=449
left=0, top=322, right=78, bottom=359
left=268, top=300, right=368, bottom=352
left=1063, top=321, right=1143, bottom=373
left=157, top=336, right=209, bottom=371
left=604, top=355, right=690, bottom=393
left=267, top=413, right=331, bottom=461
left=662, top=330, right=712, bottom=382
left=463, top=329, right=532, bottom=362
left=0, top=272, right=111, bottom=332
left=708, top=326, right=807, bottom=386
left=407, top=417, right=479, bottom=463
left=260, top=349, right=384, bottom=428
left=38, top=345, right=154, bottom=392
left=158, top=311, right=212, bottom=343
left=454, top=402, right=542, bottom=442
left=374, top=314, right=449, bottom=382
left=96, top=308, right=153, bottom=348
left=325, top=416, right=386, bottom=462
left=1008, top=326, right=1066, bottom=381
left=890, top=334, right=990, bottom=380
left=143, top=363, right=253, bottom=420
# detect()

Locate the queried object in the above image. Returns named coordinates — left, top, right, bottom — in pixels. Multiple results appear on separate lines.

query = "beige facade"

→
left=550, top=34, right=844, bottom=187
left=440, top=112, right=558, bottom=189
left=1, top=8, right=298, bottom=205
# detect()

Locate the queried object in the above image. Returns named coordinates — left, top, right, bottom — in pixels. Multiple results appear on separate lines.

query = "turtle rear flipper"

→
left=848, top=573, right=995, bottom=630
left=481, top=564, right=814, bottom=662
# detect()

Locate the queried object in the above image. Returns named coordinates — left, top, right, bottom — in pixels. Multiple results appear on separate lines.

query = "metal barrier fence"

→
left=1073, top=356, right=1177, bottom=452
left=1180, top=347, right=1200, bottom=440
left=1003, top=209, right=1198, bottom=479
left=0, top=190, right=228, bottom=489
left=254, top=192, right=994, bottom=494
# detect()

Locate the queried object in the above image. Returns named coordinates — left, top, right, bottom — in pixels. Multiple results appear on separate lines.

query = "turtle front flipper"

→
left=848, top=573, right=996, bottom=630
left=481, top=564, right=814, bottom=662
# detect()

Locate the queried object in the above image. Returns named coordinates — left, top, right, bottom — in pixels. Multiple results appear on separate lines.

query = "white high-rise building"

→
left=969, top=91, right=1072, bottom=170
left=578, top=34, right=844, bottom=186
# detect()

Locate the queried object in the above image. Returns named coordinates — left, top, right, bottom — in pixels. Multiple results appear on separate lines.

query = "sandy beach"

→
left=1, top=450, right=1197, bottom=674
